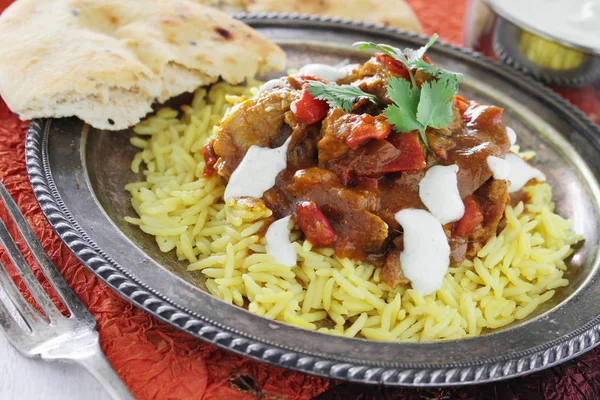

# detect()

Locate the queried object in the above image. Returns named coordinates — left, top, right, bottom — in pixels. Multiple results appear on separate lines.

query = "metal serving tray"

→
left=25, top=14, right=600, bottom=386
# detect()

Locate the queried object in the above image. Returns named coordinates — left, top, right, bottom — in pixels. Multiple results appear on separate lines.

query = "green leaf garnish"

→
left=416, top=80, right=455, bottom=130
left=306, top=81, right=380, bottom=113
left=353, top=34, right=463, bottom=92
left=354, top=34, right=464, bottom=150
left=411, top=58, right=463, bottom=93
left=383, top=78, right=421, bottom=134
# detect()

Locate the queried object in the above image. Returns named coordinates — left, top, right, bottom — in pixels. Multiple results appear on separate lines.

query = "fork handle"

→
left=74, top=344, right=135, bottom=400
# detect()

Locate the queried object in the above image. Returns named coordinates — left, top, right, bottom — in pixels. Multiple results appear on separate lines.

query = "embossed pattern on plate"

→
left=26, top=15, right=600, bottom=386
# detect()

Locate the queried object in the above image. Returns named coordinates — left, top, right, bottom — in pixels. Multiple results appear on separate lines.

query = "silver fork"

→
left=0, top=181, right=134, bottom=400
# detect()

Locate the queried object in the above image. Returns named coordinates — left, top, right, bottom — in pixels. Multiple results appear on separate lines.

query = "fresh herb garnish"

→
left=411, top=59, right=463, bottom=93
left=354, top=34, right=463, bottom=149
left=383, top=77, right=420, bottom=133
left=306, top=81, right=380, bottom=113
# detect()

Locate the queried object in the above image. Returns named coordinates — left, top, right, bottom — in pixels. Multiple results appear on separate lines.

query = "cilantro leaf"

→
left=353, top=42, right=405, bottom=61
left=354, top=34, right=463, bottom=93
left=354, top=34, right=466, bottom=151
left=306, top=81, right=380, bottom=113
left=353, top=41, right=415, bottom=86
left=416, top=80, right=455, bottom=130
left=403, top=34, right=438, bottom=64
left=412, top=58, right=464, bottom=92
left=383, top=77, right=421, bottom=133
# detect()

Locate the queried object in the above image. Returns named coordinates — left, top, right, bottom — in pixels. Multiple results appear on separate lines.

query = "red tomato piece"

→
left=202, top=141, right=218, bottom=177
left=384, top=132, right=427, bottom=173
left=344, top=114, right=392, bottom=148
left=295, top=201, right=336, bottom=246
left=291, top=84, right=330, bottom=125
left=454, top=195, right=484, bottom=237
left=376, top=53, right=411, bottom=81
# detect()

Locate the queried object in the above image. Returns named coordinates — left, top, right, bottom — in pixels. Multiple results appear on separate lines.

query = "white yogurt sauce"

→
left=224, top=136, right=291, bottom=200
left=506, top=126, right=517, bottom=146
left=265, top=216, right=297, bottom=267
left=395, top=209, right=450, bottom=295
left=259, top=78, right=285, bottom=93
left=505, top=153, right=546, bottom=193
left=489, top=0, right=600, bottom=51
left=486, top=155, right=511, bottom=180
left=419, top=165, right=464, bottom=224
left=297, top=64, right=348, bottom=82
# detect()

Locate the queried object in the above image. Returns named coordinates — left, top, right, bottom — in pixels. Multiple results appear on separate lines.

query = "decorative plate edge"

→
left=24, top=14, right=600, bottom=386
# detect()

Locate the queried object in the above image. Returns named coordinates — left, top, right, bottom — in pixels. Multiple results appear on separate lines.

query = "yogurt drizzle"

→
left=505, top=153, right=546, bottom=192
left=506, top=126, right=517, bottom=146
left=419, top=164, right=465, bottom=224
left=486, top=155, right=511, bottom=180
left=259, top=78, right=285, bottom=93
left=224, top=136, right=291, bottom=200
left=265, top=216, right=297, bottom=267
left=395, top=209, right=450, bottom=295
left=297, top=63, right=348, bottom=82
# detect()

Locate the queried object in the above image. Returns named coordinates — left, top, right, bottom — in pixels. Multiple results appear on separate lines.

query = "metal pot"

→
left=464, top=0, right=600, bottom=86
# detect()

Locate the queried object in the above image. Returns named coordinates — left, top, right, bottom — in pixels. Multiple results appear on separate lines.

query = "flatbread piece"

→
left=0, top=0, right=286, bottom=130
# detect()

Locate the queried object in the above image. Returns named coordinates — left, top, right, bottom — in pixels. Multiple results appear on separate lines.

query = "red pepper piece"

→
left=345, top=114, right=392, bottom=148
left=291, top=84, right=329, bottom=125
left=454, top=95, right=471, bottom=116
left=376, top=53, right=411, bottom=81
left=202, top=141, right=218, bottom=177
left=384, top=132, right=427, bottom=173
left=454, top=195, right=484, bottom=237
left=295, top=201, right=336, bottom=246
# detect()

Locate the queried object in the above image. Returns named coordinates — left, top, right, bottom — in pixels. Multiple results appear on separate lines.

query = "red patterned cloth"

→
left=0, top=0, right=598, bottom=399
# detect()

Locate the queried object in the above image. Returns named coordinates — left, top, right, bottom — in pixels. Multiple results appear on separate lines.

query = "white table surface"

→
left=0, top=332, right=109, bottom=400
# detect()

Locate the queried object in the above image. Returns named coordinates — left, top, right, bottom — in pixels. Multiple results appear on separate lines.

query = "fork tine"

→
left=0, top=217, right=65, bottom=321
left=0, top=255, right=46, bottom=332
left=0, top=181, right=90, bottom=320
left=0, top=292, right=28, bottom=349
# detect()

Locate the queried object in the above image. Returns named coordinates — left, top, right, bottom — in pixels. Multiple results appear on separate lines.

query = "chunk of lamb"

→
left=380, top=248, right=410, bottom=289
left=212, top=88, right=299, bottom=178
left=450, top=179, right=509, bottom=262
left=337, top=54, right=435, bottom=103
left=286, top=168, right=388, bottom=257
left=317, top=108, right=392, bottom=167
left=428, top=103, right=511, bottom=198
left=468, top=179, right=510, bottom=256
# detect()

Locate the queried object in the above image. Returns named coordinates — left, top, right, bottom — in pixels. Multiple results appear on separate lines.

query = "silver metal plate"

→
left=25, top=15, right=600, bottom=386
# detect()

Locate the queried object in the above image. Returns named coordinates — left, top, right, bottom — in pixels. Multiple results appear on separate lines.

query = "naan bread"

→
left=244, top=0, right=423, bottom=33
left=0, top=0, right=285, bottom=130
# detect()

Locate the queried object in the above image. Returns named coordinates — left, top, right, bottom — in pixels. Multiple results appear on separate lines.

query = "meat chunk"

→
left=337, top=54, right=436, bottom=103
left=317, top=109, right=393, bottom=166
left=337, top=56, right=392, bottom=102
left=467, top=179, right=510, bottom=256
left=325, top=132, right=426, bottom=185
left=284, top=111, right=319, bottom=171
left=430, top=103, right=511, bottom=198
left=212, top=88, right=299, bottom=178
left=375, top=172, right=425, bottom=232
left=380, top=248, right=410, bottom=288
left=286, top=168, right=388, bottom=257
left=317, top=108, right=349, bottom=164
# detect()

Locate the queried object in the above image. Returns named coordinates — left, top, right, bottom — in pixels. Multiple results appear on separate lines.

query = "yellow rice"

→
left=125, top=81, right=582, bottom=341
